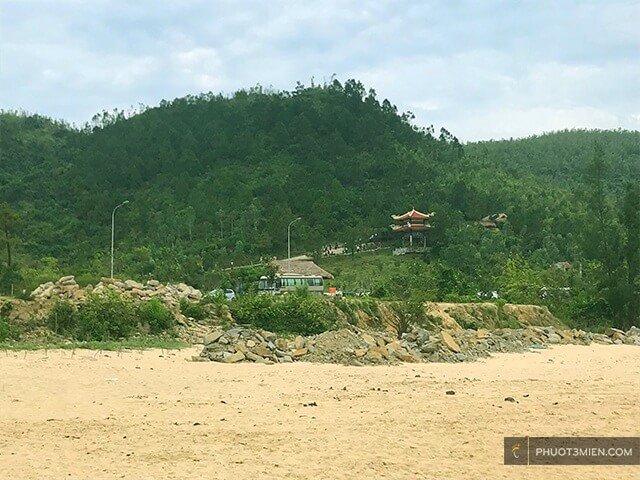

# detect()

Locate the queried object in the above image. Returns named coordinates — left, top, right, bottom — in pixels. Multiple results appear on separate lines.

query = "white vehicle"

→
left=208, top=288, right=236, bottom=300
left=258, top=274, right=324, bottom=295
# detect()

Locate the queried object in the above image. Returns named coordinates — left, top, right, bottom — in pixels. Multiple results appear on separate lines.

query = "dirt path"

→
left=1, top=345, right=638, bottom=479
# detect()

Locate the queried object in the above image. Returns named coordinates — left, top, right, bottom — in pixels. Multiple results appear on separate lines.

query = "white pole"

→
left=287, top=217, right=301, bottom=272
left=110, top=200, right=129, bottom=278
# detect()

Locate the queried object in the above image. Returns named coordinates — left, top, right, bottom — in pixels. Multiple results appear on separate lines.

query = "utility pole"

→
left=287, top=217, right=302, bottom=272
left=111, top=200, right=129, bottom=278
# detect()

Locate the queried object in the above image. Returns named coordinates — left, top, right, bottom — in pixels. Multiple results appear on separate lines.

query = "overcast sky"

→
left=1, top=0, right=639, bottom=141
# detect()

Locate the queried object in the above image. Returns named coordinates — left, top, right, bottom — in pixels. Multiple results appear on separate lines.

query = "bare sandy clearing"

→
left=1, top=345, right=638, bottom=479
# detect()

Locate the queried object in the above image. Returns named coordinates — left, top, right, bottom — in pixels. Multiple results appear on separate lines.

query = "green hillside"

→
left=1, top=80, right=638, bottom=328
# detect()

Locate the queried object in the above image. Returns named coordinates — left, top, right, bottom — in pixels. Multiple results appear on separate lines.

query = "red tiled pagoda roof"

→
left=392, top=209, right=433, bottom=221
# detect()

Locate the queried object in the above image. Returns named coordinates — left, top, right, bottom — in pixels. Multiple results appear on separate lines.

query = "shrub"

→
left=0, top=316, right=16, bottom=341
left=138, top=298, right=175, bottom=334
left=46, top=301, right=78, bottom=336
left=75, top=291, right=139, bottom=341
left=230, top=294, right=335, bottom=335
left=0, top=300, right=13, bottom=317
left=390, top=301, right=437, bottom=336
left=180, top=298, right=206, bottom=321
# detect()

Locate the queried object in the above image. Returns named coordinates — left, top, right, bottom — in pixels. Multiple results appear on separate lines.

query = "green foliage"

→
left=138, top=298, right=175, bottom=334
left=230, top=294, right=335, bottom=335
left=0, top=338, right=188, bottom=351
left=180, top=297, right=206, bottom=321
left=389, top=301, right=424, bottom=338
left=1, top=81, right=638, bottom=330
left=0, top=316, right=15, bottom=341
left=74, top=292, right=139, bottom=341
left=46, top=301, right=78, bottom=336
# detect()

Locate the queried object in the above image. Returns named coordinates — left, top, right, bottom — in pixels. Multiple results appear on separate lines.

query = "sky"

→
left=1, top=0, right=639, bottom=141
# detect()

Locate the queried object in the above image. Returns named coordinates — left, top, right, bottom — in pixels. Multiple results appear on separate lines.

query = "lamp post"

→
left=287, top=217, right=302, bottom=272
left=110, top=200, right=129, bottom=278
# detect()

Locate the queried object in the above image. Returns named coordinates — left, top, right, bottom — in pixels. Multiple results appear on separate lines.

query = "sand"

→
left=0, top=344, right=638, bottom=480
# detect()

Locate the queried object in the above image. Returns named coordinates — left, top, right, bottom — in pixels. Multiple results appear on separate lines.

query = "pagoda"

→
left=391, top=208, right=434, bottom=248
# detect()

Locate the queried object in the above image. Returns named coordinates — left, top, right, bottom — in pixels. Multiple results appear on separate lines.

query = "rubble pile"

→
left=30, top=276, right=203, bottom=309
left=198, top=324, right=640, bottom=365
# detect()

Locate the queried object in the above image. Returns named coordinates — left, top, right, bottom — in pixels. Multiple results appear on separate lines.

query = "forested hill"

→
left=466, top=129, right=639, bottom=190
left=1, top=80, right=639, bottom=328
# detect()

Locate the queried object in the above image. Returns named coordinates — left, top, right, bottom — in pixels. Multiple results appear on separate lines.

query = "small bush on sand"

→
left=0, top=316, right=16, bottom=341
left=75, top=291, right=139, bottom=341
left=46, top=300, right=78, bottom=336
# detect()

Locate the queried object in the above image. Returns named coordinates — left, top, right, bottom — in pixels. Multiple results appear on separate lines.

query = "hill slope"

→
left=1, top=80, right=638, bottom=328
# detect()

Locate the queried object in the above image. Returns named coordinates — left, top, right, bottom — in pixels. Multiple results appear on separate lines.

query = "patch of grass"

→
left=0, top=337, right=189, bottom=351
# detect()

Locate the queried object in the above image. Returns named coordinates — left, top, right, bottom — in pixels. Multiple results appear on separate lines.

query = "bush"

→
left=0, top=316, right=16, bottom=341
left=75, top=291, right=139, bottom=341
left=390, top=301, right=427, bottom=338
left=138, top=298, right=175, bottom=334
left=180, top=298, right=207, bottom=321
left=230, top=294, right=335, bottom=335
left=46, top=301, right=78, bottom=336
left=1, top=300, right=13, bottom=317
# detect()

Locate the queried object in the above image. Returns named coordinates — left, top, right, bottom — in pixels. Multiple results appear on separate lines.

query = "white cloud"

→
left=0, top=0, right=638, bottom=140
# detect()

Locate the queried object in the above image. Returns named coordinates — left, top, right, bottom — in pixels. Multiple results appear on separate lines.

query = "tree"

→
left=619, top=183, right=640, bottom=325
left=0, top=202, right=18, bottom=268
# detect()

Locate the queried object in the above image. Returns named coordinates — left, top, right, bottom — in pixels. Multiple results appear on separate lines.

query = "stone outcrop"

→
left=198, top=324, right=640, bottom=365
left=31, top=276, right=203, bottom=310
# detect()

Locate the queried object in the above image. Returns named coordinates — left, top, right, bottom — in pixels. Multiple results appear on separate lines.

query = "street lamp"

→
left=287, top=217, right=302, bottom=272
left=110, top=200, right=129, bottom=278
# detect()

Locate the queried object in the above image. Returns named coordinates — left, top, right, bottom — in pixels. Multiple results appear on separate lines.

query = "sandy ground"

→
left=0, top=345, right=638, bottom=480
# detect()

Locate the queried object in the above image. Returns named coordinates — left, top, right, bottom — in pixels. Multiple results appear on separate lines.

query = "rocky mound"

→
left=30, top=276, right=202, bottom=309
left=197, top=325, right=640, bottom=365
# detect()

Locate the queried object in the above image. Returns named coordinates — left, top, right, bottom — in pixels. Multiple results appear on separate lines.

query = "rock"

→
left=354, top=348, right=367, bottom=357
left=605, top=327, right=626, bottom=337
left=385, top=340, right=400, bottom=349
left=221, top=352, right=245, bottom=363
left=147, top=279, right=160, bottom=287
left=246, top=340, right=256, bottom=348
left=361, top=333, right=377, bottom=346
left=611, top=332, right=626, bottom=342
left=626, top=326, right=640, bottom=337
left=420, top=341, right=439, bottom=353
left=546, top=333, right=562, bottom=344
left=253, top=345, right=272, bottom=357
left=446, top=390, right=455, bottom=395
left=440, top=331, right=461, bottom=353
left=123, top=279, right=143, bottom=290
left=58, top=275, right=75, bottom=283
left=476, top=328, right=490, bottom=339
left=395, top=350, right=418, bottom=363
left=245, top=351, right=264, bottom=362
left=275, top=338, right=289, bottom=350
left=593, top=334, right=613, bottom=345
left=558, top=330, right=574, bottom=341
left=279, top=355, right=293, bottom=363
left=504, top=397, right=516, bottom=403
left=293, top=336, right=306, bottom=349
left=291, top=348, right=308, bottom=358
left=365, top=347, right=385, bottom=361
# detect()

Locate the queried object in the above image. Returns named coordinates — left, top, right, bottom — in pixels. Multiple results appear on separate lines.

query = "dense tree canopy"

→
left=1, top=80, right=638, bottom=328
